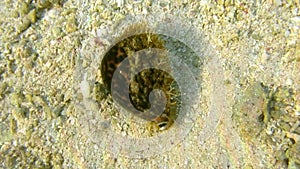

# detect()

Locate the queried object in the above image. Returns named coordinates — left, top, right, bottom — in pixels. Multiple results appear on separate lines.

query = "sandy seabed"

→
left=0, top=0, right=299, bottom=168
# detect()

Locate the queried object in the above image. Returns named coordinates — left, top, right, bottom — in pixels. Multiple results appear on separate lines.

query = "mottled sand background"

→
left=0, top=0, right=299, bottom=168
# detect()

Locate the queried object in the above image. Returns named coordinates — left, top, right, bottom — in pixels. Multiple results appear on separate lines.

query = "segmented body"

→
left=100, top=34, right=180, bottom=131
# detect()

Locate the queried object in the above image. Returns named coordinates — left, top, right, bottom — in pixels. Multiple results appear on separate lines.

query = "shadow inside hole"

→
left=101, top=33, right=165, bottom=92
